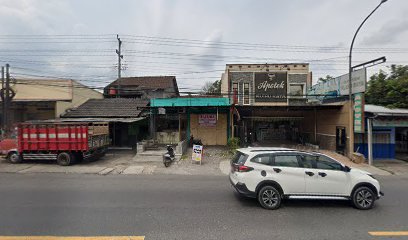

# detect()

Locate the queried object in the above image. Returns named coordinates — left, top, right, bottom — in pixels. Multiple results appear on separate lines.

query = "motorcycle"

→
left=163, top=145, right=175, bottom=167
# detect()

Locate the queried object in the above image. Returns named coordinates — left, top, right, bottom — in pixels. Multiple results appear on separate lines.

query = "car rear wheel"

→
left=352, top=186, right=375, bottom=210
left=257, top=185, right=282, bottom=210
left=7, top=152, right=22, bottom=164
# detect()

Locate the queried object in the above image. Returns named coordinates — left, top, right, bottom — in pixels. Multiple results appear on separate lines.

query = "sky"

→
left=0, top=0, right=407, bottom=93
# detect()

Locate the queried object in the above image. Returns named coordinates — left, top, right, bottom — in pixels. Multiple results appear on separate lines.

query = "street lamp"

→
left=348, top=0, right=387, bottom=158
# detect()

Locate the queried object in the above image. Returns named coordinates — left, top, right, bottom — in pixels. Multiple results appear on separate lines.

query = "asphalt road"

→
left=0, top=173, right=407, bottom=240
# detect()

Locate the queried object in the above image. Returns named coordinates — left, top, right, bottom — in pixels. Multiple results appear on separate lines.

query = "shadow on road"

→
left=232, top=192, right=351, bottom=209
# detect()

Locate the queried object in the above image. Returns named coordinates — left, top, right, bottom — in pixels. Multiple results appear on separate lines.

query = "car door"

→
left=304, top=154, right=350, bottom=196
left=270, top=153, right=306, bottom=194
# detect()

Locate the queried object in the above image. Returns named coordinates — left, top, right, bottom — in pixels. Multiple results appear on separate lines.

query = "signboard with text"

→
left=254, top=72, right=287, bottom=102
left=192, top=144, right=203, bottom=165
left=354, top=93, right=364, bottom=133
left=308, top=68, right=367, bottom=99
left=199, top=114, right=217, bottom=127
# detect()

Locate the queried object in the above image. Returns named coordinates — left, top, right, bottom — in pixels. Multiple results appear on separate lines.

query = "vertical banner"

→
left=192, top=144, right=203, bottom=165
left=354, top=93, right=365, bottom=133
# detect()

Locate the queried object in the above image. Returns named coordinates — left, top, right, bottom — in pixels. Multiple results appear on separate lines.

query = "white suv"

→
left=229, top=147, right=383, bottom=210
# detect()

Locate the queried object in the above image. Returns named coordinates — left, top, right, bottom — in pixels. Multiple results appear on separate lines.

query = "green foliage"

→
left=365, top=65, right=408, bottom=108
left=202, top=80, right=221, bottom=95
left=227, top=137, right=240, bottom=153
left=318, top=75, right=335, bottom=83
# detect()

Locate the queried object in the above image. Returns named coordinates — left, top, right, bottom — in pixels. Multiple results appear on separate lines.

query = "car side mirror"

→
left=344, top=165, right=351, bottom=172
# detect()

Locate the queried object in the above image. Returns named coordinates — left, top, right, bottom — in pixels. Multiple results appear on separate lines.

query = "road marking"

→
left=369, top=231, right=408, bottom=236
left=0, top=237, right=145, bottom=240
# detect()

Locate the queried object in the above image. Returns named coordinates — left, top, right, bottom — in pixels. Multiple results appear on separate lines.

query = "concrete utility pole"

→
left=4, top=64, right=10, bottom=135
left=116, top=34, right=123, bottom=79
left=1, top=66, right=4, bottom=134
left=348, top=0, right=387, bottom=158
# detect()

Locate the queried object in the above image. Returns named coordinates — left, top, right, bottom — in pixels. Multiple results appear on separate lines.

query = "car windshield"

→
left=231, top=151, right=248, bottom=165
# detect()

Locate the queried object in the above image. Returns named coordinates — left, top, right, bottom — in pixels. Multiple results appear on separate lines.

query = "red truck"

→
left=5, top=121, right=110, bottom=166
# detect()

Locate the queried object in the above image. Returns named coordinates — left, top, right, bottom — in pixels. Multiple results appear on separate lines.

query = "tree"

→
left=202, top=80, right=221, bottom=95
left=318, top=75, right=335, bottom=83
left=365, top=65, right=408, bottom=108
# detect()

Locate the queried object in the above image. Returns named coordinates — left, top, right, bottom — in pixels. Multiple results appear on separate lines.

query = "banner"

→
left=199, top=114, right=217, bottom=127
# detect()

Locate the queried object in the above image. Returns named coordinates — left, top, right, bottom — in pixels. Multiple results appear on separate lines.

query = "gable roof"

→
left=106, top=76, right=178, bottom=92
left=62, top=98, right=148, bottom=118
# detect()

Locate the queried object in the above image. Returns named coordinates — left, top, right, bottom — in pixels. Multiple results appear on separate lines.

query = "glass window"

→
left=231, top=151, right=248, bottom=165
left=316, top=155, right=343, bottom=171
left=273, top=155, right=300, bottom=168
left=300, top=154, right=316, bottom=168
left=243, top=83, right=250, bottom=105
left=250, top=154, right=271, bottom=165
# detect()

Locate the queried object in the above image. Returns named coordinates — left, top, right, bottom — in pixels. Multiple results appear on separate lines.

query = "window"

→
left=243, top=83, right=250, bottom=105
left=289, top=84, right=304, bottom=98
left=316, top=155, right=343, bottom=171
left=231, top=151, right=248, bottom=165
left=232, top=82, right=238, bottom=104
left=250, top=154, right=271, bottom=165
left=273, top=155, right=300, bottom=168
left=300, top=154, right=316, bottom=168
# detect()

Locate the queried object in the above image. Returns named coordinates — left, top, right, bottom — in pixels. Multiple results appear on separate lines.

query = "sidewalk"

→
left=0, top=146, right=405, bottom=176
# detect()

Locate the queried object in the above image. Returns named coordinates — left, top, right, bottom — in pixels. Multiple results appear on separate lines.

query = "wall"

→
left=190, top=113, right=228, bottom=145
left=56, top=81, right=103, bottom=118
left=221, top=63, right=311, bottom=107
left=355, top=127, right=396, bottom=159
left=301, top=103, right=351, bottom=153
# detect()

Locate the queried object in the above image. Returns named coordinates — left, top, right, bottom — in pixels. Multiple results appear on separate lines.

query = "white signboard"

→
left=199, top=114, right=217, bottom=127
left=192, top=144, right=203, bottom=164
left=308, top=68, right=366, bottom=100
left=339, top=68, right=367, bottom=95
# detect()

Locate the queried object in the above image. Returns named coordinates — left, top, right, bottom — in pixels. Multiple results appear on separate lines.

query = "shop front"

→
left=222, top=63, right=352, bottom=153
left=150, top=97, right=231, bottom=146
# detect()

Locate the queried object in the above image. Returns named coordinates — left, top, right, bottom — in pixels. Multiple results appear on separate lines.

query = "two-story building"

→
left=221, top=63, right=352, bottom=154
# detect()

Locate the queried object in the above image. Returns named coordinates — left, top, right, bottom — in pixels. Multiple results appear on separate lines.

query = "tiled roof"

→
left=62, top=98, right=148, bottom=118
left=106, top=76, right=178, bottom=90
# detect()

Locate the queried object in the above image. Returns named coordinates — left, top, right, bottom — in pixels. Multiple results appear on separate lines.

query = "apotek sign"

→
left=254, top=72, right=287, bottom=102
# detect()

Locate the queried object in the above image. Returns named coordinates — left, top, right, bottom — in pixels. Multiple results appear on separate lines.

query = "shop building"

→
left=150, top=97, right=231, bottom=146
left=355, top=104, right=408, bottom=160
left=221, top=63, right=353, bottom=154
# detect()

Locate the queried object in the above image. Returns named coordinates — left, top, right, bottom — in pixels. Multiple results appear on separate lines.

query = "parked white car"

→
left=229, top=147, right=383, bottom=210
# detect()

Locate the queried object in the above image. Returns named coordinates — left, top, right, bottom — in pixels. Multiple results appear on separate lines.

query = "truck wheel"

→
left=57, top=152, right=73, bottom=166
left=7, top=152, right=22, bottom=164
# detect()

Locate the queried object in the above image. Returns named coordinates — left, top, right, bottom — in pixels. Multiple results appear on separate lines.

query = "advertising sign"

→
left=354, top=93, right=364, bottom=133
left=199, top=114, right=217, bottom=127
left=254, top=72, right=287, bottom=102
left=307, top=68, right=367, bottom=99
left=192, top=144, right=203, bottom=165
left=339, top=68, right=367, bottom=95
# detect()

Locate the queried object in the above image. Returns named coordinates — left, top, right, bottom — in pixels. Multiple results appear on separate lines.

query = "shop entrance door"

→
left=336, top=126, right=346, bottom=154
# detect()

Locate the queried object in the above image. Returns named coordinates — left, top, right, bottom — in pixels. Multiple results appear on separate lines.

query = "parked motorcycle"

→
left=163, top=145, right=175, bottom=167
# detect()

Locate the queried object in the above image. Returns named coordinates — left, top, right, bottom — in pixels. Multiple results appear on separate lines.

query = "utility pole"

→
left=1, top=66, right=4, bottom=135
left=4, top=64, right=10, bottom=135
left=116, top=34, right=123, bottom=79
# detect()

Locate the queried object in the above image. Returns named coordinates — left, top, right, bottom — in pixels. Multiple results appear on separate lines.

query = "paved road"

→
left=0, top=173, right=407, bottom=240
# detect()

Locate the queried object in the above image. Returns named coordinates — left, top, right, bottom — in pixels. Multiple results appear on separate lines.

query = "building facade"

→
left=221, top=63, right=352, bottom=154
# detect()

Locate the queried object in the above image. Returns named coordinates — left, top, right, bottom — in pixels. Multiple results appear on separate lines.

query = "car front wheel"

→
left=257, top=185, right=282, bottom=210
left=352, top=186, right=375, bottom=210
